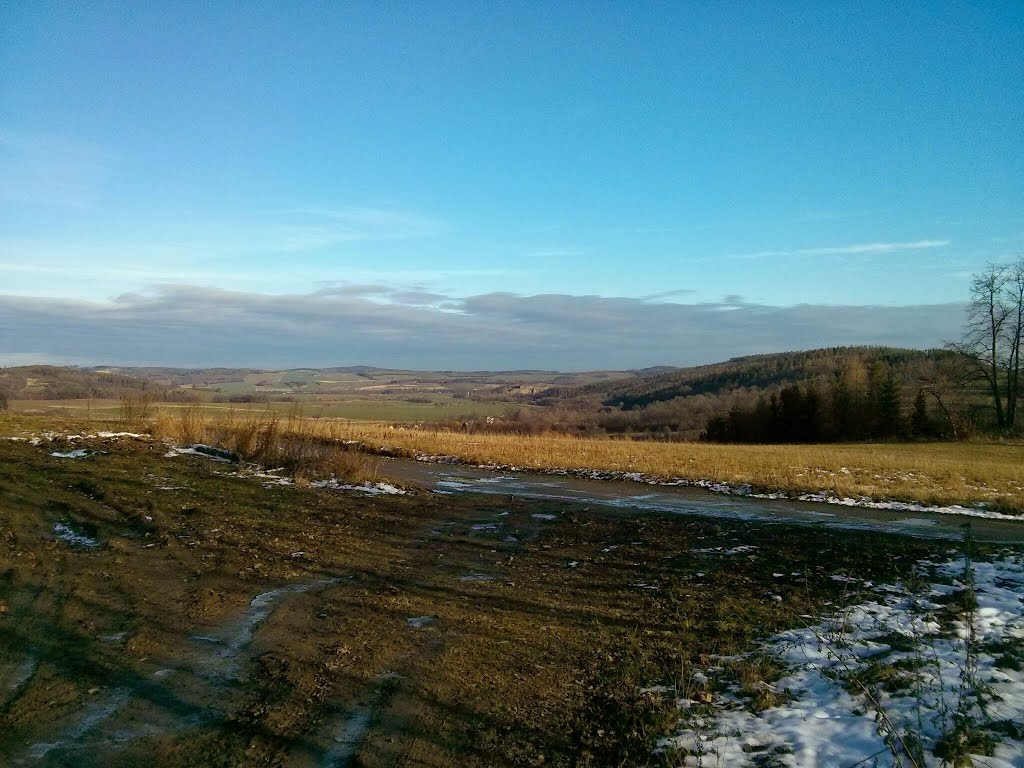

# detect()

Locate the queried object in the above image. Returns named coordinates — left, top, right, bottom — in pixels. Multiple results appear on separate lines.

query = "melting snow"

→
left=311, top=480, right=406, bottom=495
left=164, top=444, right=236, bottom=461
left=660, top=554, right=1024, bottom=767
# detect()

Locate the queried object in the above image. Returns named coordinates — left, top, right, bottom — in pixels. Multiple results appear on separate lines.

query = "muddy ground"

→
left=0, top=434, right=978, bottom=766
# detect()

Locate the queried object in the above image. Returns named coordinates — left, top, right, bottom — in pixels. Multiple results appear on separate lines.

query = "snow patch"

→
left=660, top=554, right=1024, bottom=767
left=310, top=480, right=406, bottom=495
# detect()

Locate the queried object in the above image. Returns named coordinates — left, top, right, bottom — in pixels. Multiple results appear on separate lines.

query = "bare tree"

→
left=948, top=257, right=1024, bottom=431
left=1005, top=260, right=1023, bottom=426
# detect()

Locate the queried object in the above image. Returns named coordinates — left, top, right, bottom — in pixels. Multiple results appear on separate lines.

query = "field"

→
left=9, top=398, right=513, bottom=423
left=5, top=429, right=1017, bottom=767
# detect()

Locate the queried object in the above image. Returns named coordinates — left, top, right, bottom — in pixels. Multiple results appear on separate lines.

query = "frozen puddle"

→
left=406, top=616, right=435, bottom=628
left=1, top=655, right=38, bottom=704
left=320, top=672, right=401, bottom=767
left=191, top=577, right=343, bottom=678
left=660, top=554, right=1024, bottom=767
left=382, top=461, right=1024, bottom=542
left=53, top=522, right=100, bottom=549
left=893, top=517, right=939, bottom=527
left=50, top=448, right=94, bottom=459
left=24, top=688, right=133, bottom=762
left=458, top=573, right=495, bottom=582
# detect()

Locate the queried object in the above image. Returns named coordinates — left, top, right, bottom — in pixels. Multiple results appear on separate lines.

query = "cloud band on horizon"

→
left=0, top=285, right=965, bottom=370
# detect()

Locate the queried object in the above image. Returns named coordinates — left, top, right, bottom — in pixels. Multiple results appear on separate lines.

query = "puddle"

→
left=406, top=616, right=435, bottom=628
left=458, top=573, right=495, bottom=582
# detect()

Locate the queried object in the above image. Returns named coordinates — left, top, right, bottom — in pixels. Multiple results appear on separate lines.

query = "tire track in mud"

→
left=299, top=505, right=549, bottom=768
left=10, top=577, right=347, bottom=765
left=318, top=672, right=403, bottom=767
left=188, top=577, right=345, bottom=681
left=0, top=655, right=38, bottom=708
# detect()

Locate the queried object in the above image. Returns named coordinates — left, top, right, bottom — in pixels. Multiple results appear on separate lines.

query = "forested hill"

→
left=515, top=347, right=962, bottom=440
left=0, top=365, right=174, bottom=401
left=535, top=348, right=948, bottom=408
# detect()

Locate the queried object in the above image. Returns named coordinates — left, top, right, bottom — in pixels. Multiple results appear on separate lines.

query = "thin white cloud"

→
left=732, top=239, right=951, bottom=260
left=527, top=248, right=587, bottom=258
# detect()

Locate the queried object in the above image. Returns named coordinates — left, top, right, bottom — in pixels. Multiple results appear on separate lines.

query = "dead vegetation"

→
left=149, top=404, right=380, bottom=484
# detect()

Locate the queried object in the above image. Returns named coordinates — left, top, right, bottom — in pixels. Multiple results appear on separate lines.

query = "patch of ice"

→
left=53, top=523, right=100, bottom=549
left=50, top=448, right=92, bottom=459
left=531, top=513, right=558, bottom=521
left=26, top=688, right=133, bottom=760
left=690, top=544, right=758, bottom=556
left=406, top=616, right=435, bottom=628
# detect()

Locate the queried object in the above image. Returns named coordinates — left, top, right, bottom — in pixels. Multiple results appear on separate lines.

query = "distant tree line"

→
left=700, top=362, right=942, bottom=443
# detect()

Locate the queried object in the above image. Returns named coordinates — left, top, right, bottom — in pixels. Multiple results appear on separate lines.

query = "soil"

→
left=0, top=434, right=980, bottom=766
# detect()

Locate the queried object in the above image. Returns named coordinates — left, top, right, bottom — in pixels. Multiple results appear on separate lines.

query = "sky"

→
left=1, top=2, right=1022, bottom=370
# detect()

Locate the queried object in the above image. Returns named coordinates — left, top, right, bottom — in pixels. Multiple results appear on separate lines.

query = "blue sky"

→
left=1, top=2, right=1022, bottom=368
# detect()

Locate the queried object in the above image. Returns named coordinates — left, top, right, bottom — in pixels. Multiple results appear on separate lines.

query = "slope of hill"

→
left=516, top=347, right=964, bottom=440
